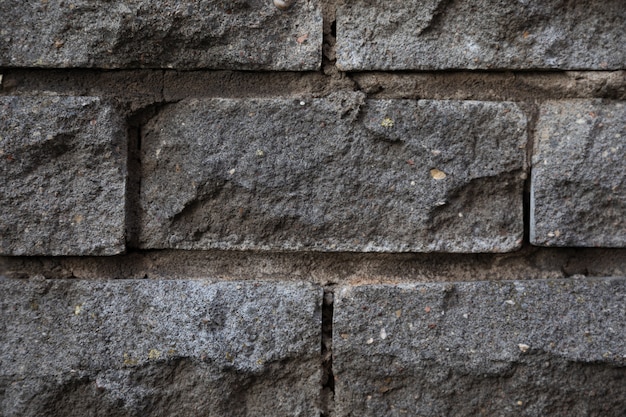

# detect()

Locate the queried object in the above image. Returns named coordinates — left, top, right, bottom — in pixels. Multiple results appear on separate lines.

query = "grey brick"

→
left=0, top=0, right=321, bottom=71
left=139, top=95, right=527, bottom=252
left=531, top=100, right=625, bottom=247
left=333, top=278, right=626, bottom=417
left=336, top=0, right=626, bottom=71
left=0, top=96, right=126, bottom=255
left=0, top=279, right=322, bottom=417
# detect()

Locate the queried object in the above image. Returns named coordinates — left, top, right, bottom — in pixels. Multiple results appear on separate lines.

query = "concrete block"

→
left=336, top=0, right=626, bottom=70
left=0, top=0, right=322, bottom=71
left=0, top=279, right=322, bottom=417
left=531, top=100, right=625, bottom=247
left=0, top=96, right=126, bottom=255
left=139, top=95, right=527, bottom=252
left=333, top=278, right=626, bottom=416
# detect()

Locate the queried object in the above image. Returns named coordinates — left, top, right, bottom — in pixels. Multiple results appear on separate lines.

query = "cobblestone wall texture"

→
left=1, top=1, right=624, bottom=416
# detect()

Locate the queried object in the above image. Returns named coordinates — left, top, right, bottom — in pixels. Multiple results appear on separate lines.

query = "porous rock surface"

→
left=337, top=0, right=626, bottom=70
left=0, top=279, right=322, bottom=417
left=333, top=278, right=626, bottom=417
left=139, top=94, right=527, bottom=252
left=531, top=100, right=625, bottom=247
left=0, top=0, right=322, bottom=70
left=0, top=96, right=126, bottom=255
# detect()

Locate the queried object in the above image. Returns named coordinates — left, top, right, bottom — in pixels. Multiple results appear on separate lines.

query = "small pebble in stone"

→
left=430, top=168, right=447, bottom=180
left=273, top=0, right=295, bottom=11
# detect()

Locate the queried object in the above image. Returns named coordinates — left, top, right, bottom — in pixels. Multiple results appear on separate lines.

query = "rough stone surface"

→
left=336, top=0, right=626, bottom=70
left=0, top=279, right=322, bottom=417
left=531, top=100, right=625, bottom=247
left=139, top=95, right=527, bottom=252
left=0, top=96, right=126, bottom=255
left=0, top=0, right=321, bottom=71
left=333, top=278, right=626, bottom=417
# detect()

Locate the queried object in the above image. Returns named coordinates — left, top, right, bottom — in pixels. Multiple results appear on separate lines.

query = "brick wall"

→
left=1, top=1, right=625, bottom=415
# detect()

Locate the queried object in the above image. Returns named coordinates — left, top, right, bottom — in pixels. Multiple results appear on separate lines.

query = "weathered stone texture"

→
left=0, top=96, right=126, bottom=255
left=0, top=0, right=321, bottom=70
left=336, top=0, right=626, bottom=70
left=0, top=279, right=322, bottom=417
left=531, top=100, right=625, bottom=247
left=333, top=278, right=626, bottom=417
left=139, top=95, right=527, bottom=252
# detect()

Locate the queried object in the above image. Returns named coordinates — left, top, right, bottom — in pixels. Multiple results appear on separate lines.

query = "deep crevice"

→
left=320, top=286, right=335, bottom=417
left=125, top=124, right=142, bottom=249
left=124, top=102, right=171, bottom=248
left=523, top=102, right=540, bottom=248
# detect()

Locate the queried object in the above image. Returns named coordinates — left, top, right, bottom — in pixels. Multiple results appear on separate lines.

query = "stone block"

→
left=0, top=96, right=126, bottom=255
left=336, top=0, right=626, bottom=70
left=333, top=278, right=626, bottom=417
left=0, top=279, right=322, bottom=417
left=531, top=100, right=625, bottom=247
left=139, top=95, right=527, bottom=252
left=0, top=0, right=321, bottom=71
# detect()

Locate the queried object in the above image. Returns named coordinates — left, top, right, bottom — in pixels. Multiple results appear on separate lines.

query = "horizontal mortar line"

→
left=1, top=67, right=623, bottom=74
left=0, top=275, right=624, bottom=286
left=1, top=69, right=624, bottom=101
left=4, top=246, right=626, bottom=257
left=2, top=247, right=624, bottom=283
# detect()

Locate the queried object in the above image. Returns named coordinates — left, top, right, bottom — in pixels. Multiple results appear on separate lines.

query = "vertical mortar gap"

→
left=321, top=0, right=337, bottom=69
left=523, top=102, right=540, bottom=247
left=125, top=124, right=142, bottom=248
left=321, top=286, right=335, bottom=417
left=124, top=102, right=171, bottom=249
left=160, top=69, right=166, bottom=102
